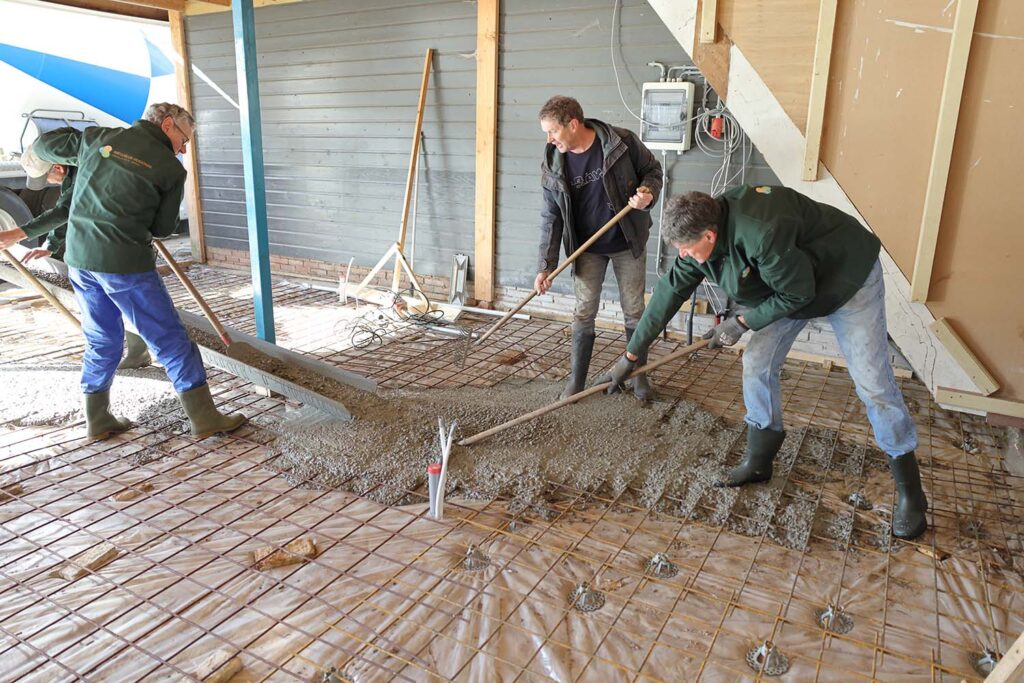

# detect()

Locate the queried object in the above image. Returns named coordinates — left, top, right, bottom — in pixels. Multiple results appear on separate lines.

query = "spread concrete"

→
left=0, top=364, right=174, bottom=427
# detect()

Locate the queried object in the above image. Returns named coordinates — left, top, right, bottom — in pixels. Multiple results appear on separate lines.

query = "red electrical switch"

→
left=710, top=116, right=724, bottom=140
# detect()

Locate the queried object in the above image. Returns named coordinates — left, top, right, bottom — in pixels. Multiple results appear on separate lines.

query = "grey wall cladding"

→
left=498, top=0, right=777, bottom=296
left=186, top=0, right=477, bottom=279
left=186, top=0, right=777, bottom=298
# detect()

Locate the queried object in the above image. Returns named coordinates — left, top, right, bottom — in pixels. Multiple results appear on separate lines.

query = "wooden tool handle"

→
left=153, top=240, right=231, bottom=347
left=474, top=203, right=634, bottom=346
left=1, top=249, right=81, bottom=330
left=458, top=338, right=710, bottom=446
left=473, top=289, right=538, bottom=346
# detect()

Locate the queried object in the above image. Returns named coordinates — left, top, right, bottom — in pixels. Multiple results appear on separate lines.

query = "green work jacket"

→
left=20, top=167, right=76, bottom=260
left=33, top=121, right=185, bottom=273
left=628, top=185, right=881, bottom=356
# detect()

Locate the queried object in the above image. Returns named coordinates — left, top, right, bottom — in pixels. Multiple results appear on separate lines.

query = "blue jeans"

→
left=69, top=268, right=207, bottom=394
left=741, top=260, right=917, bottom=457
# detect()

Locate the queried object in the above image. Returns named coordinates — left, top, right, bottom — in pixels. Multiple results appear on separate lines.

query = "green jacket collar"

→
left=708, top=197, right=731, bottom=262
left=132, top=119, right=175, bottom=153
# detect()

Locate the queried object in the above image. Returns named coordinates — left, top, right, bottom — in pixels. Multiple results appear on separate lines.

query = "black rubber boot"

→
left=84, top=391, right=132, bottom=440
left=560, top=326, right=596, bottom=400
left=625, top=326, right=654, bottom=402
left=716, top=425, right=786, bottom=487
left=888, top=451, right=928, bottom=539
left=118, top=331, right=152, bottom=369
left=178, top=384, right=247, bottom=439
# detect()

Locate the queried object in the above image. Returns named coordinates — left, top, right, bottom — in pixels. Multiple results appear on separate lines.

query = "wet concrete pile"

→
left=252, top=376, right=896, bottom=553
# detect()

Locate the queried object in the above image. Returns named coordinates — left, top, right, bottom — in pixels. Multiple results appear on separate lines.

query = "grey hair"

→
left=143, top=102, right=195, bottom=130
left=662, top=192, right=721, bottom=245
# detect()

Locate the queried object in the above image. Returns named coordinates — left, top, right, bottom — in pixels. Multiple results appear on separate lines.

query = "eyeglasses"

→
left=169, top=119, right=191, bottom=148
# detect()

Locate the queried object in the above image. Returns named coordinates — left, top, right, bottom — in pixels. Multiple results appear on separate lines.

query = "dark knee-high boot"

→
left=560, top=326, right=596, bottom=400
left=888, top=451, right=928, bottom=539
left=716, top=425, right=786, bottom=487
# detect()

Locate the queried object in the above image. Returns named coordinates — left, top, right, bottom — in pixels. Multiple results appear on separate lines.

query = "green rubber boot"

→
left=84, top=391, right=132, bottom=440
left=117, top=331, right=152, bottom=369
left=716, top=425, right=786, bottom=487
left=559, top=327, right=596, bottom=400
left=178, top=384, right=247, bottom=439
left=888, top=452, right=928, bottom=539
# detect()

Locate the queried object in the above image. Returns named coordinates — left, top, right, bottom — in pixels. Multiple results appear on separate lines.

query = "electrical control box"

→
left=640, top=81, right=695, bottom=152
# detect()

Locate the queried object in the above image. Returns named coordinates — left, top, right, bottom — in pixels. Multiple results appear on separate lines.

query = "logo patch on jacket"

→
left=741, top=266, right=752, bottom=279
left=755, top=186, right=771, bottom=194
left=100, top=145, right=112, bottom=158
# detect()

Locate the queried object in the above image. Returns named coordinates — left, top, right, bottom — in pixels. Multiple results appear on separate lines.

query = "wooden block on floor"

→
left=57, top=542, right=119, bottom=580
left=495, top=349, right=526, bottom=365
left=252, top=537, right=317, bottom=571
left=185, top=648, right=243, bottom=683
left=0, top=482, right=23, bottom=503
left=110, top=482, right=155, bottom=502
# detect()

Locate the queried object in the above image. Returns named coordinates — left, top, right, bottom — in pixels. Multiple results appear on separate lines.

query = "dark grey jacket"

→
left=538, top=119, right=663, bottom=272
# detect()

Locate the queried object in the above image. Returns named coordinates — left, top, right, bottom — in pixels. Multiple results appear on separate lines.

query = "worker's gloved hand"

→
left=703, top=316, right=748, bottom=349
left=602, top=354, right=637, bottom=394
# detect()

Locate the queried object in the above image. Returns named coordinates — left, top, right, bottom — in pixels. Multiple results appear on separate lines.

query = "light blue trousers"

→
left=741, top=261, right=917, bottom=457
left=69, top=268, right=207, bottom=394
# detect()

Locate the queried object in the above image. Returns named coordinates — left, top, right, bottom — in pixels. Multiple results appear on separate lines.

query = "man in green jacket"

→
left=0, top=143, right=151, bottom=369
left=14, top=103, right=245, bottom=441
left=604, top=186, right=927, bottom=539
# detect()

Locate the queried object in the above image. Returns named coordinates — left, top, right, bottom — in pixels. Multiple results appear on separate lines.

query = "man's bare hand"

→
left=534, top=271, right=552, bottom=294
left=627, top=186, right=654, bottom=211
left=0, top=228, right=27, bottom=250
left=21, top=248, right=52, bottom=263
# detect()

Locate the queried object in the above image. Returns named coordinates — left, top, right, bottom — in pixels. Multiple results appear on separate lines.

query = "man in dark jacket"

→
left=535, top=96, right=662, bottom=400
left=21, top=103, right=245, bottom=441
left=604, top=187, right=927, bottom=539
left=1, top=144, right=151, bottom=369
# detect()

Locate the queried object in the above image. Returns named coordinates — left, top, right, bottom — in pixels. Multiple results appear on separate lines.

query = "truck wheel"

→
left=0, top=187, right=33, bottom=232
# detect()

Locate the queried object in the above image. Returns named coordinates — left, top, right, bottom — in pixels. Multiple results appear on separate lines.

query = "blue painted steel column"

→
left=232, top=0, right=275, bottom=342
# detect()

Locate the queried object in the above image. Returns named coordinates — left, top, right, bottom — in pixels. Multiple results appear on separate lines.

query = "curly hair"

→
left=662, top=192, right=721, bottom=245
left=143, top=102, right=195, bottom=130
left=538, top=96, right=584, bottom=126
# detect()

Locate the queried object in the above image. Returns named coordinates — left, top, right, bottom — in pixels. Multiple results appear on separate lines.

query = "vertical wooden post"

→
left=232, top=0, right=275, bottom=342
left=169, top=10, right=207, bottom=264
left=698, top=0, right=717, bottom=44
left=393, top=48, right=433, bottom=292
left=802, top=0, right=837, bottom=181
left=910, top=0, right=979, bottom=302
left=473, top=0, right=499, bottom=306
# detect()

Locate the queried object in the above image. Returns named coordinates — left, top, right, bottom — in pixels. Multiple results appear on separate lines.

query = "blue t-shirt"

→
left=565, top=141, right=628, bottom=254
